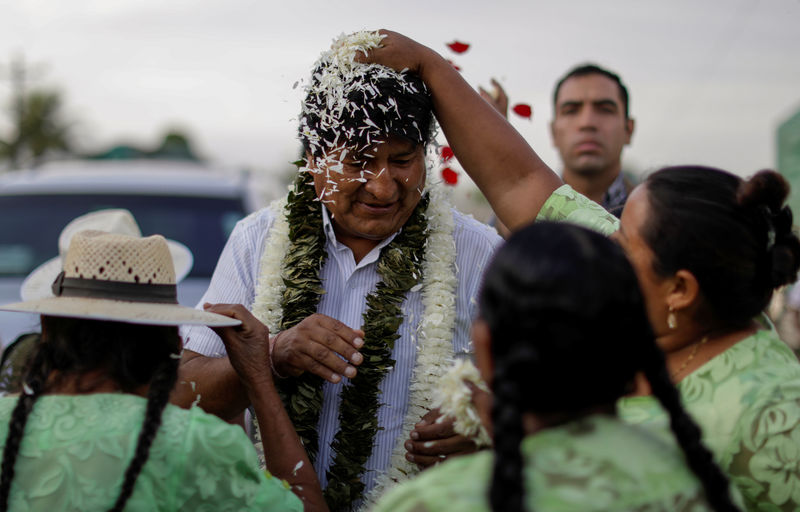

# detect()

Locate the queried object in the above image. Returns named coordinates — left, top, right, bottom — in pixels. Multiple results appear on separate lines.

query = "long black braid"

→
left=108, top=355, right=179, bottom=512
left=479, top=222, right=739, bottom=512
left=0, top=345, right=50, bottom=511
left=640, top=340, right=739, bottom=511
left=488, top=344, right=534, bottom=512
left=0, top=317, right=181, bottom=511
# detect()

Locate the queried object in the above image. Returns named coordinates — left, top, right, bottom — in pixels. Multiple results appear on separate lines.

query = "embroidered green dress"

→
left=372, top=414, right=717, bottom=512
left=618, top=330, right=800, bottom=511
left=539, top=184, right=800, bottom=511
left=0, top=394, right=302, bottom=511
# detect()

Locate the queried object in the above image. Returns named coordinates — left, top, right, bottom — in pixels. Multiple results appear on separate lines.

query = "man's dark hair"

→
left=299, top=64, right=434, bottom=159
left=553, top=63, right=630, bottom=119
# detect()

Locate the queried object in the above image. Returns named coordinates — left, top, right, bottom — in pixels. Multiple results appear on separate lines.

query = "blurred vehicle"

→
left=0, top=160, right=259, bottom=346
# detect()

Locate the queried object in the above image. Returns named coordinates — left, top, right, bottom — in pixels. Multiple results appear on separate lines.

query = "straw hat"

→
left=21, top=209, right=193, bottom=301
left=1, top=230, right=239, bottom=327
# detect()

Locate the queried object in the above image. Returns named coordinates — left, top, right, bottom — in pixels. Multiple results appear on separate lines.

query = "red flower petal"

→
left=441, top=146, right=454, bottom=162
left=446, top=41, right=470, bottom=54
left=442, top=167, right=459, bottom=185
left=512, top=103, right=533, bottom=119
left=446, top=60, right=462, bottom=71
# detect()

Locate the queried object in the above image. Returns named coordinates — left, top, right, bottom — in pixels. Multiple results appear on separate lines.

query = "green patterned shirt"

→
left=619, top=330, right=800, bottom=511
left=537, top=184, right=800, bottom=511
left=373, top=414, right=717, bottom=511
left=0, top=394, right=302, bottom=511
left=536, top=184, right=620, bottom=235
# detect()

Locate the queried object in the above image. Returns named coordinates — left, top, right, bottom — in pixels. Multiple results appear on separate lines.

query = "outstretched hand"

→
left=204, top=303, right=272, bottom=388
left=479, top=78, right=509, bottom=119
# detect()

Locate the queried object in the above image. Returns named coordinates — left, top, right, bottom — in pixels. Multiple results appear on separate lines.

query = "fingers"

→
left=306, top=315, right=364, bottom=365
left=411, top=412, right=454, bottom=441
left=271, top=314, right=365, bottom=384
left=204, top=302, right=267, bottom=336
left=490, top=78, right=504, bottom=95
left=404, top=433, right=478, bottom=468
left=356, top=29, right=432, bottom=77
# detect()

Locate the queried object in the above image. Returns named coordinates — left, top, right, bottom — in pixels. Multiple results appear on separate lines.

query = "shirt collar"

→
left=602, top=172, right=629, bottom=217
left=321, top=205, right=399, bottom=261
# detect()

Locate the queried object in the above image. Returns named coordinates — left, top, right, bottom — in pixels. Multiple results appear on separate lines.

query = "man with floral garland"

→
left=174, top=32, right=501, bottom=510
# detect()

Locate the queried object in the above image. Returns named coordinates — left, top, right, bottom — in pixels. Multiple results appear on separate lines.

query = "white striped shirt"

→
left=183, top=201, right=501, bottom=495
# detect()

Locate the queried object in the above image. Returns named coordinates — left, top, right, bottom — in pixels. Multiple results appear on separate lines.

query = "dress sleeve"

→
left=536, top=184, right=620, bottom=236
left=174, top=408, right=303, bottom=512
left=725, top=390, right=800, bottom=511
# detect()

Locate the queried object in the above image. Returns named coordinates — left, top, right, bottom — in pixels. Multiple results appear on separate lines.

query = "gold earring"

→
left=667, top=307, right=677, bottom=330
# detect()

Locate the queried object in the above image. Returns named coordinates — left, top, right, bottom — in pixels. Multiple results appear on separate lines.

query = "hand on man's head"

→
left=271, top=313, right=365, bottom=383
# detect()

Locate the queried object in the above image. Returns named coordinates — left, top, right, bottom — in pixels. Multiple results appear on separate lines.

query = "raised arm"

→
left=204, top=303, right=327, bottom=512
left=362, top=30, right=563, bottom=230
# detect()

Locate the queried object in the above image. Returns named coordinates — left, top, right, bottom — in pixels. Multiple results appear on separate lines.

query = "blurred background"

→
left=0, top=0, right=800, bottom=345
left=1, top=0, right=799, bottom=197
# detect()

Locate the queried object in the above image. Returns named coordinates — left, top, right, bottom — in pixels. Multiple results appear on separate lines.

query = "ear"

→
left=471, top=319, right=494, bottom=387
left=549, top=120, right=557, bottom=146
left=624, top=117, right=635, bottom=145
left=666, top=269, right=700, bottom=312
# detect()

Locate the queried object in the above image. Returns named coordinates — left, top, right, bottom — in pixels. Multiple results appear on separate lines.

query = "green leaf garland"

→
left=277, top=171, right=429, bottom=511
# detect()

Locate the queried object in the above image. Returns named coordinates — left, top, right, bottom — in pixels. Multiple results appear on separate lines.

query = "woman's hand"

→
left=357, top=29, right=438, bottom=78
left=204, top=303, right=272, bottom=389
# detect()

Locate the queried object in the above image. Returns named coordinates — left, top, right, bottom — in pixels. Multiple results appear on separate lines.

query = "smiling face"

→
left=309, top=136, right=426, bottom=255
left=551, top=73, right=633, bottom=179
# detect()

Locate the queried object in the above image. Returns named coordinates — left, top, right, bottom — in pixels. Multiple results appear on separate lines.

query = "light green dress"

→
left=535, top=184, right=620, bottom=235
left=618, top=330, right=800, bottom=511
left=540, top=184, right=800, bottom=511
left=373, top=414, right=715, bottom=512
left=0, top=394, right=303, bottom=511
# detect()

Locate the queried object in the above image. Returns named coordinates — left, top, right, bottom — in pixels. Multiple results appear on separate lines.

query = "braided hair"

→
left=0, top=317, right=181, bottom=512
left=479, top=222, right=739, bottom=512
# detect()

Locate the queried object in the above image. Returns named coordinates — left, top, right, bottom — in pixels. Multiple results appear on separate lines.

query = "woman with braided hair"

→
left=364, top=30, right=800, bottom=510
left=0, top=231, right=325, bottom=511
left=375, top=221, right=740, bottom=511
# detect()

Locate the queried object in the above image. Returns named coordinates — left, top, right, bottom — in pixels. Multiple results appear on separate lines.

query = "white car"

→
left=0, top=159, right=260, bottom=346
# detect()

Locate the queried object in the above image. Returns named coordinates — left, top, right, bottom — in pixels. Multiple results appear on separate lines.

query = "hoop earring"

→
left=667, top=307, right=677, bottom=330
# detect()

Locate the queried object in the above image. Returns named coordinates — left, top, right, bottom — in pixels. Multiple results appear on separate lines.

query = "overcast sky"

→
left=2, top=0, right=799, bottom=182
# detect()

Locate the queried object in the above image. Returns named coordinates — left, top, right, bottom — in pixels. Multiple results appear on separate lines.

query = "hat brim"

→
left=0, top=297, right=240, bottom=327
left=20, top=240, right=194, bottom=302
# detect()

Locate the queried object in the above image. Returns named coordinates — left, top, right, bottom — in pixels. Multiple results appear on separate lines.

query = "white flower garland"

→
left=249, top=180, right=458, bottom=508
left=430, top=359, right=492, bottom=448
left=251, top=195, right=290, bottom=334
left=249, top=195, right=290, bottom=468
left=363, top=179, right=458, bottom=508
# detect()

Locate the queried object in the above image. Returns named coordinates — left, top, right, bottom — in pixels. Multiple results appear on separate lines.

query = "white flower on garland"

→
left=250, top=176, right=458, bottom=511
left=431, top=359, right=492, bottom=447
left=364, top=179, right=457, bottom=509
left=250, top=29, right=460, bottom=510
